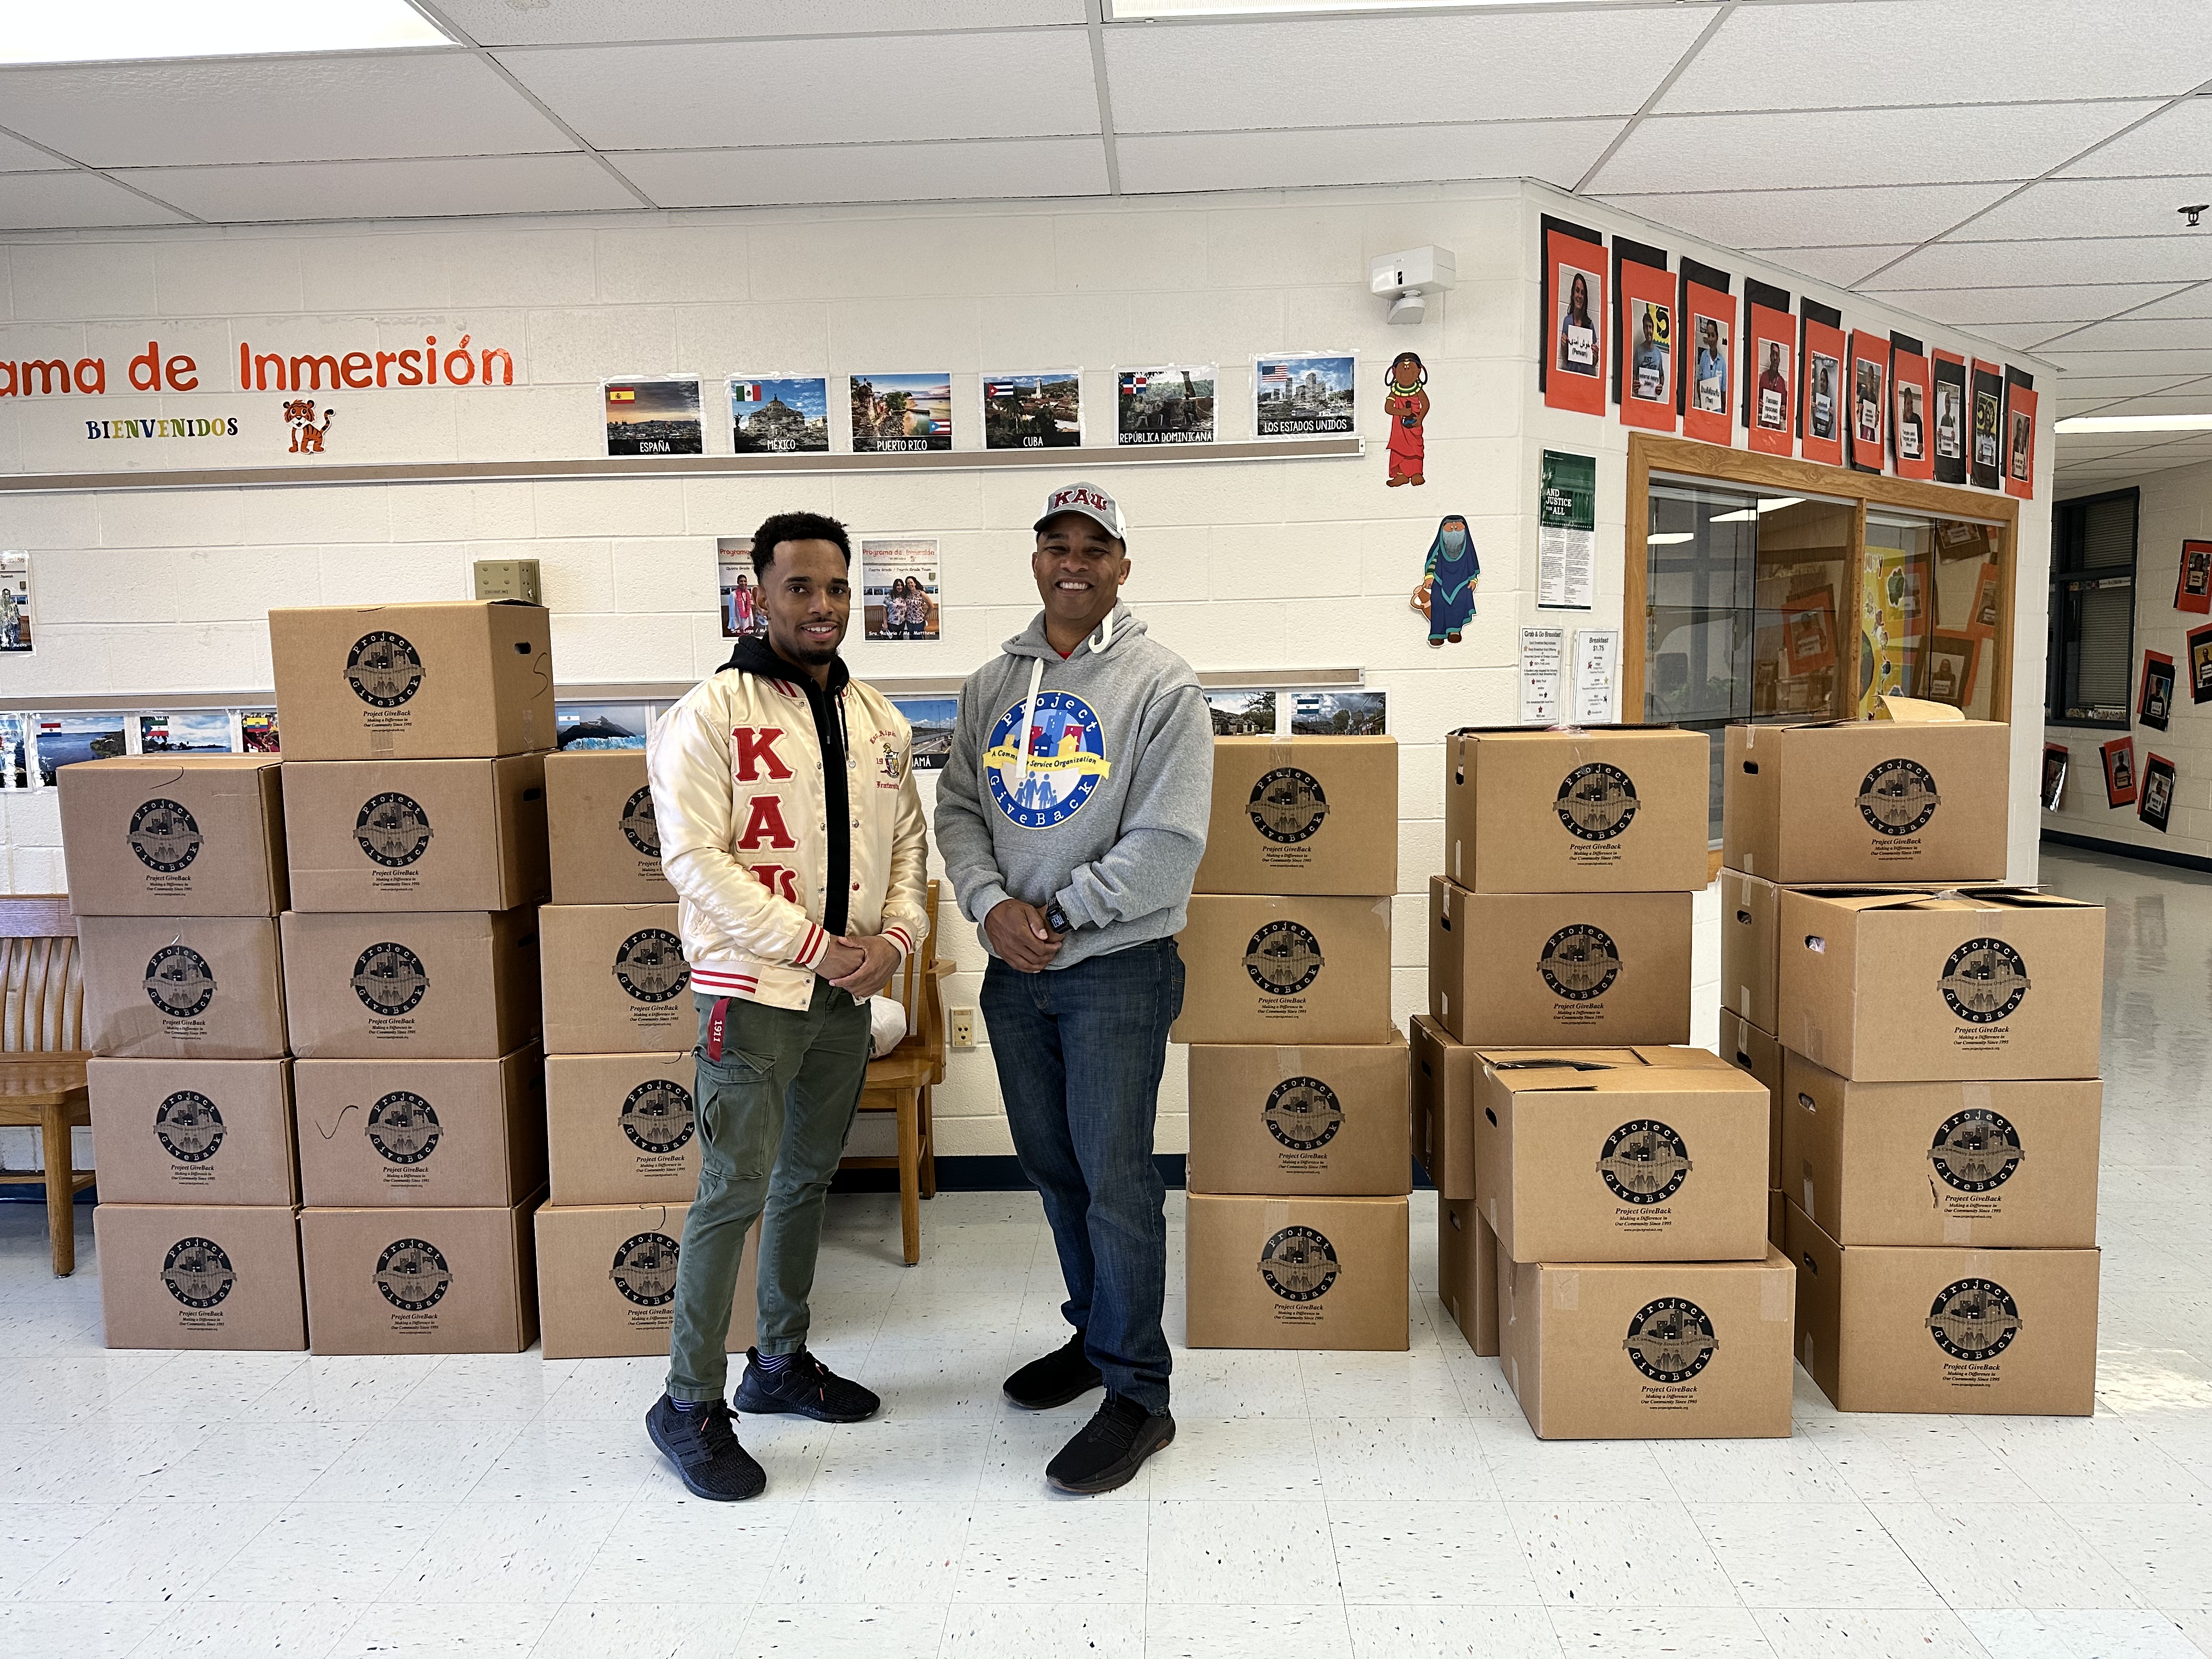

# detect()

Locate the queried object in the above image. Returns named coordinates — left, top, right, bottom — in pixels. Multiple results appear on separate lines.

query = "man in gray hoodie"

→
left=935, top=481, right=1213, bottom=1494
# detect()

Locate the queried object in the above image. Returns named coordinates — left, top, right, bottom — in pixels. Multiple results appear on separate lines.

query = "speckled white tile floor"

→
left=2, top=847, right=2209, bottom=1657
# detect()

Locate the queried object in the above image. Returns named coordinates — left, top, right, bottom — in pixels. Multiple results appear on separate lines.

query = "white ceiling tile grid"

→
left=0, top=1, right=2210, bottom=481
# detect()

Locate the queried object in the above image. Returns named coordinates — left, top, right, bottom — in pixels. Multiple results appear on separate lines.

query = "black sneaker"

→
left=1003, top=1331, right=1103, bottom=1411
left=731, top=1348, right=880, bottom=1424
left=1045, top=1393, right=1175, bottom=1495
left=646, top=1393, right=766, bottom=1502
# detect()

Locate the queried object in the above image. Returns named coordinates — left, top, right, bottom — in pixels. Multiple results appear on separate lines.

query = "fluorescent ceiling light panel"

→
left=2, top=0, right=451, bottom=65
left=1647, top=532, right=1697, bottom=545
left=1110, top=1, right=1604, bottom=15
left=1707, top=498, right=1804, bottom=524
left=2055, top=413, right=2212, bottom=433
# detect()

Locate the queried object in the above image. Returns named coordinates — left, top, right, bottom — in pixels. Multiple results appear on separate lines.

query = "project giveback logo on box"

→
left=365, top=1091, right=441, bottom=1187
left=376, top=1238, right=453, bottom=1323
left=1554, top=761, right=1640, bottom=867
left=611, top=1231, right=682, bottom=1330
left=345, top=630, right=427, bottom=732
left=1856, top=757, right=1941, bottom=859
left=352, top=943, right=430, bottom=1035
left=1258, top=1224, right=1339, bottom=1324
left=620, top=785, right=661, bottom=859
left=144, top=943, right=217, bottom=1029
left=620, top=1077, right=695, bottom=1162
left=162, top=1237, right=237, bottom=1322
left=155, top=1090, right=224, bottom=1169
left=612, top=928, right=689, bottom=1034
left=1244, top=921, right=1325, bottom=1013
left=1940, top=936, right=2030, bottom=1055
left=128, top=798, right=204, bottom=883
left=1598, top=1119, right=1691, bottom=1234
left=1246, top=768, right=1329, bottom=870
left=356, top=792, right=434, bottom=885
left=1926, top=1277, right=2023, bottom=1377
left=1928, top=1109, right=2024, bottom=1195
left=1623, top=1296, right=1719, bottom=1404
left=1263, top=1076, right=1342, bottom=1155
left=1538, top=923, right=1621, bottom=1020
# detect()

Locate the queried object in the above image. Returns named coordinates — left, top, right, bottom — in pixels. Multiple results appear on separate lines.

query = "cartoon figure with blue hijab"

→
left=1412, top=514, right=1479, bottom=647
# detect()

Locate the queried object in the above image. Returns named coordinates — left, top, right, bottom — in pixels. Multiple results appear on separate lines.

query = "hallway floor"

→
left=1, top=845, right=2207, bottom=1659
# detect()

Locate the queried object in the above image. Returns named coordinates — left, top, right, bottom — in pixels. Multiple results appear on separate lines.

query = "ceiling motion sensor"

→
left=1369, top=246, right=1457, bottom=325
left=2182, top=204, right=2208, bottom=228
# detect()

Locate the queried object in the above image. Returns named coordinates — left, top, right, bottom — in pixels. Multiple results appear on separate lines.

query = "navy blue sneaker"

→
left=731, top=1348, right=880, bottom=1424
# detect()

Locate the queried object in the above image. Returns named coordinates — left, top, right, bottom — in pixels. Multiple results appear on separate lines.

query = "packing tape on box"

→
left=1960, top=1081, right=1992, bottom=1112
left=1549, top=1270, right=1578, bottom=1311
left=371, top=727, right=396, bottom=755
left=1944, top=1215, right=1975, bottom=1245
left=1269, top=738, right=1293, bottom=768
left=1276, top=1047, right=1302, bottom=1081
left=1762, top=1262, right=1793, bottom=1322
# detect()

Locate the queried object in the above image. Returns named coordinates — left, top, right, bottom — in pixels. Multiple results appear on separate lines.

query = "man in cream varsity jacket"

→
left=644, top=510, right=930, bottom=1502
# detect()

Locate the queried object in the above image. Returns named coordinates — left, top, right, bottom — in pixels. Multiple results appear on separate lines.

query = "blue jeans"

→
left=981, top=936, right=1184, bottom=1413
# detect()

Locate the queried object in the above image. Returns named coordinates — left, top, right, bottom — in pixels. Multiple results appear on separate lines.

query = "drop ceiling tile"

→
left=1589, top=103, right=2155, bottom=194
left=2059, top=95, right=2212, bottom=178
left=2049, top=374, right=2208, bottom=401
left=1955, top=322, right=2069, bottom=351
left=1657, top=0, right=2212, bottom=111
left=437, top=0, right=1083, bottom=46
left=1870, top=284, right=2193, bottom=326
left=0, top=54, right=575, bottom=169
left=612, top=138, right=1107, bottom=208
left=1747, top=245, right=1915, bottom=289
left=0, top=170, right=191, bottom=230
left=111, top=155, right=641, bottom=224
left=2045, top=347, right=2212, bottom=377
left=2062, top=390, right=2212, bottom=420
left=1964, top=174, right=2212, bottom=242
left=0, top=130, right=66, bottom=173
left=2038, top=315, right=2212, bottom=353
left=1116, top=120, right=1621, bottom=196
left=2124, top=281, right=2212, bottom=319
left=1867, top=236, right=2212, bottom=291
left=1600, top=183, right=2008, bottom=251
left=1103, top=7, right=1718, bottom=132
left=498, top=33, right=1098, bottom=149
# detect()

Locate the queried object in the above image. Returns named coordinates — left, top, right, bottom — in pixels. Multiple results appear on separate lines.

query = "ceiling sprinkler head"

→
left=2182, top=204, right=2208, bottom=228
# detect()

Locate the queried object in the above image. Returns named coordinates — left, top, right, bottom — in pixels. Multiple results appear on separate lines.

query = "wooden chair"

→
left=841, top=879, right=949, bottom=1265
left=0, top=896, right=93, bottom=1275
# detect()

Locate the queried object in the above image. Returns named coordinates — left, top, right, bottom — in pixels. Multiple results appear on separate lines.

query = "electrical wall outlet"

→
left=950, top=1007, right=975, bottom=1047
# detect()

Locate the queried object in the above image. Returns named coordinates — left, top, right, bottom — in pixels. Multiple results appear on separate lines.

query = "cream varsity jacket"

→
left=647, top=659, right=930, bottom=1011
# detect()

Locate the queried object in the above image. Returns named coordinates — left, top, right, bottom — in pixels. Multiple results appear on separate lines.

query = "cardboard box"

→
left=1436, top=1196, right=1498, bottom=1357
left=1778, top=888, right=2104, bottom=1082
left=1194, top=736, right=1397, bottom=896
left=1722, top=712, right=2010, bottom=884
left=539, top=905, right=696, bottom=1054
left=535, top=1203, right=759, bottom=1361
left=1429, top=880, right=1691, bottom=1047
left=546, top=1052, right=703, bottom=1205
left=1444, top=726, right=1710, bottom=894
left=1184, top=1193, right=1408, bottom=1350
left=1718, top=1009, right=1783, bottom=1190
left=60, top=756, right=287, bottom=917
left=268, top=601, right=554, bottom=763
left=546, top=749, right=674, bottom=905
left=280, top=908, right=541, bottom=1061
left=1782, top=1051, right=2100, bottom=1248
left=299, top=1196, right=540, bottom=1355
left=1769, top=1189, right=1786, bottom=1251
left=1719, top=868, right=1778, bottom=1032
left=1472, top=1046, right=1770, bottom=1263
left=294, top=1048, right=548, bottom=1210
left=1497, top=1245, right=1796, bottom=1439
left=86, top=1057, right=297, bottom=1206
left=1171, top=895, right=1392, bottom=1047
left=80, top=915, right=288, bottom=1060
left=94, top=1203, right=305, bottom=1350
left=1785, top=1199, right=2097, bottom=1415
left=1187, top=1037, right=1409, bottom=1197
left=280, top=755, right=549, bottom=913
left=1410, top=1014, right=1477, bottom=1201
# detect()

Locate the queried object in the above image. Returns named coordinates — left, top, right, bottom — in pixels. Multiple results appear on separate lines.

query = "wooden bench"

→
left=0, top=895, right=93, bottom=1275
left=840, top=881, right=947, bottom=1265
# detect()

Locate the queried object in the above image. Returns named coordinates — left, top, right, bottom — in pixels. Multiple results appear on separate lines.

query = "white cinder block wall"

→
left=0, top=178, right=2051, bottom=1163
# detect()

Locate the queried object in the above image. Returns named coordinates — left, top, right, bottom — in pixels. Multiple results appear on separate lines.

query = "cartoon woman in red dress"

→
left=1383, top=351, right=1429, bottom=487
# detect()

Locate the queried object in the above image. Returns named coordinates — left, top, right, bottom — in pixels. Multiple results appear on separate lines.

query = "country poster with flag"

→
left=1253, top=352, right=1354, bottom=437
left=850, top=373, right=952, bottom=453
left=730, top=376, right=829, bottom=453
left=603, top=377, right=703, bottom=456
left=1116, top=365, right=1215, bottom=445
left=981, top=371, right=1082, bottom=449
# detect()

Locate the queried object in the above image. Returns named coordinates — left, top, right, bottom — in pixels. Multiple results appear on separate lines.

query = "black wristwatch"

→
left=1044, top=900, right=1074, bottom=934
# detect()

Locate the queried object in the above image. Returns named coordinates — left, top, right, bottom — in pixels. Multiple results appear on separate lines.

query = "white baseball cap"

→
left=1034, top=481, right=1127, bottom=541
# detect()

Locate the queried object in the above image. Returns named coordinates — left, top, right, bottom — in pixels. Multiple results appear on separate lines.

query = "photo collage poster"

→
left=716, top=538, right=768, bottom=642
left=0, top=551, right=30, bottom=653
left=861, top=538, right=941, bottom=642
left=1202, top=687, right=1385, bottom=736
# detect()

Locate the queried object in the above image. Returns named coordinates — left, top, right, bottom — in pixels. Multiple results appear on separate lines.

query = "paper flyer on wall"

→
left=1290, top=690, right=1386, bottom=735
left=730, top=376, right=830, bottom=453
left=2140, top=753, right=2177, bottom=833
left=861, top=538, right=941, bottom=641
left=890, top=696, right=958, bottom=770
left=0, top=714, right=31, bottom=788
left=0, top=551, right=31, bottom=654
left=851, top=373, right=953, bottom=453
left=2190, top=623, right=2212, bottom=704
left=982, top=372, right=1082, bottom=449
left=2040, top=743, right=2068, bottom=812
left=603, top=377, right=703, bottom=456
left=1116, top=365, right=1215, bottom=445
left=2101, top=735, right=2137, bottom=808
left=240, top=711, right=279, bottom=754
left=1206, top=688, right=1279, bottom=735
left=716, top=538, right=769, bottom=641
left=2175, top=539, right=2212, bottom=613
left=1544, top=227, right=1606, bottom=414
left=2140, top=651, right=2175, bottom=731
left=1538, top=450, right=1595, bottom=610
left=1573, top=628, right=1619, bottom=724
left=1254, top=353, right=1354, bottom=437
left=1519, top=627, right=1565, bottom=724
left=1617, top=256, right=1675, bottom=433
left=139, top=712, right=234, bottom=754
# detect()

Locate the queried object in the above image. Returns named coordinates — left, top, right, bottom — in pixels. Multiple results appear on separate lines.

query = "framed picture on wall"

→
left=1745, top=300, right=1795, bottom=456
left=2140, top=752, right=2176, bottom=833
left=2101, top=735, right=2137, bottom=808
left=2175, top=539, right=2212, bottom=613
left=1544, top=224, right=1607, bottom=414
left=2041, top=743, right=2068, bottom=812
left=1932, top=351, right=1968, bottom=486
left=1847, top=330, right=1887, bottom=473
left=1970, top=359, right=2004, bottom=489
left=1799, top=313, right=1847, bottom=467
left=1781, top=591, right=1838, bottom=674
left=1680, top=270, right=1734, bottom=446
left=2140, top=651, right=2176, bottom=731
left=2005, top=379, right=2038, bottom=500
left=1892, top=344, right=1933, bottom=481
left=1926, top=629, right=1979, bottom=707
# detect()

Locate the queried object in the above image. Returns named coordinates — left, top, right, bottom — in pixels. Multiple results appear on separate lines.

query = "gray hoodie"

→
left=934, top=602, right=1214, bottom=970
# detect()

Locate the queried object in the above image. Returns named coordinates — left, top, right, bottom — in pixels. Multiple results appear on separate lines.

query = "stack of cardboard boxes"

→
left=268, top=601, right=554, bottom=1356
left=1424, top=727, right=1797, bottom=1438
left=1728, top=710, right=2108, bottom=1415
left=533, top=745, right=758, bottom=1361
left=70, top=756, right=307, bottom=1350
left=1178, top=736, right=1408, bottom=1351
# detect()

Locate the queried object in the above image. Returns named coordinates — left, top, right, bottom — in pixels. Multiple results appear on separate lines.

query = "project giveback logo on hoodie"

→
left=985, top=691, right=1112, bottom=827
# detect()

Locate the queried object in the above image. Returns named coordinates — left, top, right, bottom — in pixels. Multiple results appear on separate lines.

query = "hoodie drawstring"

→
left=1011, top=610, right=1116, bottom=791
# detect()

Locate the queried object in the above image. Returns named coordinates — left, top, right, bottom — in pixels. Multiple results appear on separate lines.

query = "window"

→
left=2046, top=488, right=2138, bottom=729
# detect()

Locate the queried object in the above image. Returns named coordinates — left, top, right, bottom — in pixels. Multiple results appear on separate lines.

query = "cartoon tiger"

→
left=284, top=400, right=334, bottom=454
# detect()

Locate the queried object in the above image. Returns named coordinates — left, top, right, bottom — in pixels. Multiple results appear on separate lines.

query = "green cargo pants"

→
left=665, top=980, right=871, bottom=1403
